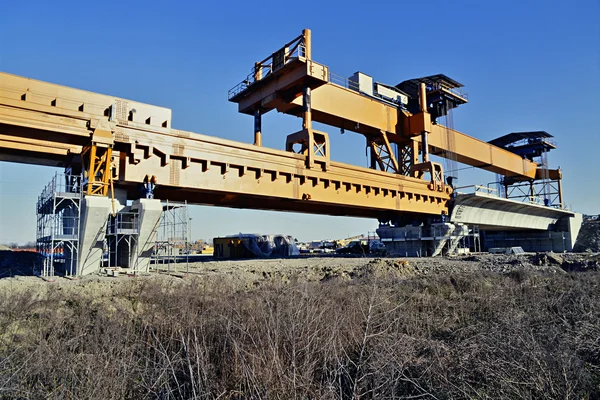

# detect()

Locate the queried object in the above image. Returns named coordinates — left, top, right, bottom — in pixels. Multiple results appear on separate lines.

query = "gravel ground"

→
left=1, top=252, right=598, bottom=294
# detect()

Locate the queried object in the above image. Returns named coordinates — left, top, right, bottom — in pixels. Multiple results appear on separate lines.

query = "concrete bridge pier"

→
left=78, top=196, right=112, bottom=276
left=129, top=199, right=162, bottom=272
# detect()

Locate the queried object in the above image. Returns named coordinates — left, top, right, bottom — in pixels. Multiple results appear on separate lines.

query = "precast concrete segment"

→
left=130, top=199, right=162, bottom=272
left=78, top=196, right=111, bottom=276
left=450, top=193, right=578, bottom=231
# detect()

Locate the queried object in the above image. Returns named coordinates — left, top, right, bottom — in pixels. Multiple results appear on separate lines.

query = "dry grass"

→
left=0, top=269, right=599, bottom=399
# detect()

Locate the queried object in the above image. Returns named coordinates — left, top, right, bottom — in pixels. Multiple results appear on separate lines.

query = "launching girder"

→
left=0, top=71, right=450, bottom=220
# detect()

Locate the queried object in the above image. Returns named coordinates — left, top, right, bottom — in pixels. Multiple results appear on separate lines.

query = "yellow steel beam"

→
left=118, top=127, right=450, bottom=218
left=0, top=71, right=450, bottom=219
left=426, top=125, right=537, bottom=179
left=287, top=82, right=539, bottom=179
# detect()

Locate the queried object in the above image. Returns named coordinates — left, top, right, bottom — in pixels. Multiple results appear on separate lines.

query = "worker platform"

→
left=0, top=28, right=582, bottom=276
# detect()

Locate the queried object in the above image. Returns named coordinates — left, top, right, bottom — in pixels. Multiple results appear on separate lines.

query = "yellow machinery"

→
left=0, top=28, right=564, bottom=224
left=228, top=29, right=562, bottom=208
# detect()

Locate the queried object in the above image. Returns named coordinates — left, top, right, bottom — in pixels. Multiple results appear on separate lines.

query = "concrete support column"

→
left=78, top=196, right=111, bottom=276
left=130, top=199, right=162, bottom=272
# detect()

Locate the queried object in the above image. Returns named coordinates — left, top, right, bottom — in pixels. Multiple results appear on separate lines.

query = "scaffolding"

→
left=152, top=200, right=190, bottom=274
left=105, top=211, right=139, bottom=271
left=36, top=172, right=82, bottom=278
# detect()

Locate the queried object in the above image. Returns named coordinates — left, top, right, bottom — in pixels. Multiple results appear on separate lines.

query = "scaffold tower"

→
left=36, top=172, right=82, bottom=278
left=153, top=200, right=189, bottom=273
left=105, top=210, right=139, bottom=271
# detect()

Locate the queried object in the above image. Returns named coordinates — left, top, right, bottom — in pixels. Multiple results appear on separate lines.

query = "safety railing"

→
left=228, top=34, right=307, bottom=100
left=107, top=212, right=139, bottom=235
left=454, top=184, right=499, bottom=196
left=37, top=173, right=81, bottom=214
left=439, top=85, right=468, bottom=101
left=329, top=72, right=360, bottom=91
left=37, top=214, right=79, bottom=240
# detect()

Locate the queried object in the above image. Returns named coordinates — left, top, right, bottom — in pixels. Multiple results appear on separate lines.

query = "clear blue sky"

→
left=1, top=0, right=599, bottom=244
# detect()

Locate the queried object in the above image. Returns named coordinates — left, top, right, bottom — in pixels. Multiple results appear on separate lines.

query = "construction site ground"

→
left=1, top=251, right=599, bottom=289
left=1, top=250, right=600, bottom=399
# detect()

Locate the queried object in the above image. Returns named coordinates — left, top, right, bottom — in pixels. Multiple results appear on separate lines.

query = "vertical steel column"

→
left=529, top=181, right=535, bottom=203
left=421, top=131, right=429, bottom=162
left=253, top=61, right=263, bottom=146
left=419, top=82, right=429, bottom=163
left=557, top=177, right=564, bottom=208
left=303, top=28, right=311, bottom=59
left=254, top=109, right=262, bottom=146
left=302, top=87, right=312, bottom=130
left=302, top=28, right=313, bottom=131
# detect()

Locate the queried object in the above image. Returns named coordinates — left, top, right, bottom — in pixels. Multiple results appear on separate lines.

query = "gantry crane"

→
left=228, top=29, right=563, bottom=210
left=0, top=28, right=579, bottom=272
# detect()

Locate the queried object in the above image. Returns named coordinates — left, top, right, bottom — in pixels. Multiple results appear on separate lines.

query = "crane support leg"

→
left=399, top=140, right=419, bottom=176
left=82, top=120, right=114, bottom=196
left=368, top=130, right=399, bottom=173
left=286, top=128, right=330, bottom=170
left=254, top=109, right=262, bottom=146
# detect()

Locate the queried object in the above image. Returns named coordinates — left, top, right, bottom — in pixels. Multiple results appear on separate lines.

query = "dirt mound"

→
left=574, top=220, right=600, bottom=252
left=530, top=252, right=600, bottom=272
left=352, top=258, right=416, bottom=279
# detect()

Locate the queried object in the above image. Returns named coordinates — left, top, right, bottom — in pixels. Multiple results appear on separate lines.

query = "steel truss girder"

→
left=398, top=140, right=419, bottom=176
left=506, top=179, right=563, bottom=207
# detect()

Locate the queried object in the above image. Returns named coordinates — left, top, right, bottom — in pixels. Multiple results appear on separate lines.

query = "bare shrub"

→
left=0, top=271, right=599, bottom=399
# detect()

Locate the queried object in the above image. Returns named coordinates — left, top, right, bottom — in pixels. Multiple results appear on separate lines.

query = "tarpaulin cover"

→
left=226, top=234, right=300, bottom=257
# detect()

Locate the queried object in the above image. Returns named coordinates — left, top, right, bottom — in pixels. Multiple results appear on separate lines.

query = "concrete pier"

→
left=129, top=199, right=162, bottom=272
left=78, top=196, right=112, bottom=276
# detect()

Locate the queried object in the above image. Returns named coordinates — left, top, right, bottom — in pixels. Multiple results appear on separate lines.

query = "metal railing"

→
left=107, top=212, right=139, bottom=235
left=228, top=39, right=307, bottom=100
left=37, top=173, right=81, bottom=213
left=454, top=184, right=499, bottom=196
left=329, top=72, right=360, bottom=91
left=438, top=85, right=468, bottom=100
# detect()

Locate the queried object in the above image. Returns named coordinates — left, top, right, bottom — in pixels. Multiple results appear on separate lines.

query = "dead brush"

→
left=0, top=271, right=598, bottom=399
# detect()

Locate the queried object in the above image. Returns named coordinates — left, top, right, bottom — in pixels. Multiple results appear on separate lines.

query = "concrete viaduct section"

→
left=450, top=193, right=582, bottom=252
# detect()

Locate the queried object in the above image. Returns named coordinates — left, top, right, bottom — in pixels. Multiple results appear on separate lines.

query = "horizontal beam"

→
left=0, top=72, right=451, bottom=220
left=117, top=127, right=451, bottom=218
left=287, top=82, right=539, bottom=179
left=233, top=59, right=329, bottom=115
left=427, top=125, right=537, bottom=179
